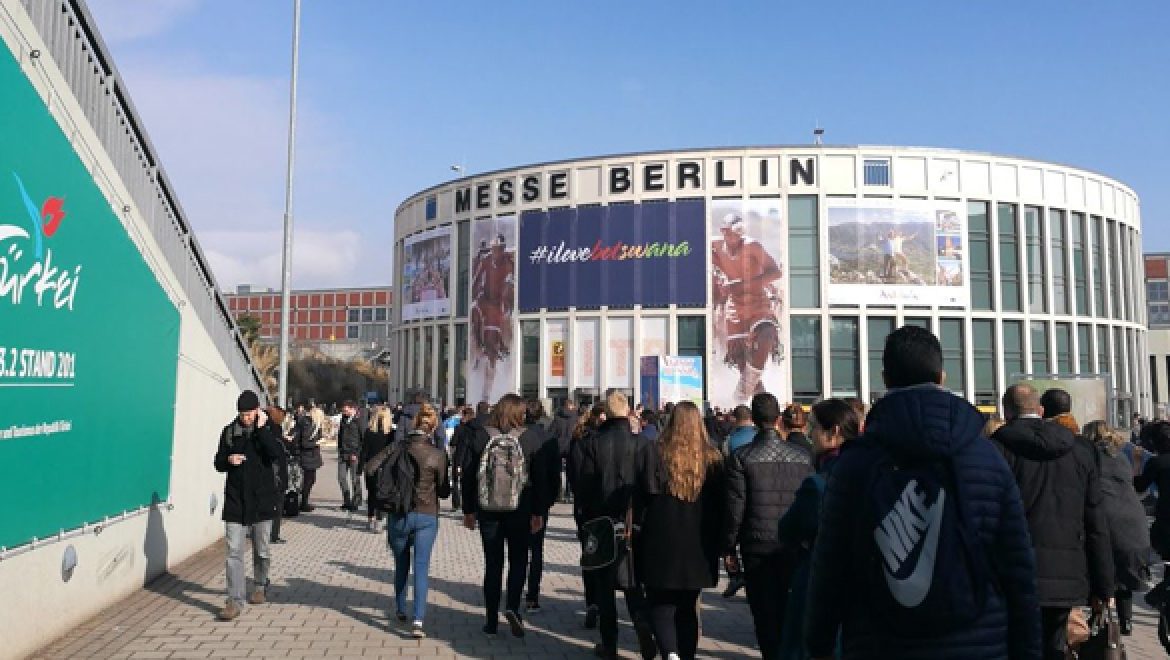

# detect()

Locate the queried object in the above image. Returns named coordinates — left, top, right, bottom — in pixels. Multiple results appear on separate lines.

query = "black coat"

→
left=460, top=423, right=551, bottom=518
left=337, top=414, right=364, bottom=460
left=806, top=384, right=1041, bottom=660
left=993, top=417, right=1115, bottom=605
left=723, top=429, right=812, bottom=556
left=573, top=418, right=645, bottom=521
left=635, top=447, right=726, bottom=591
left=1096, top=444, right=1151, bottom=589
left=360, top=429, right=391, bottom=468
left=1137, top=453, right=1170, bottom=556
left=294, top=413, right=323, bottom=470
left=214, top=419, right=284, bottom=524
left=549, top=410, right=578, bottom=457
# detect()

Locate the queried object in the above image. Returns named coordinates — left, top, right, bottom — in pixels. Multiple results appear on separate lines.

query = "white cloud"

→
left=201, top=227, right=391, bottom=292
left=87, top=0, right=201, bottom=43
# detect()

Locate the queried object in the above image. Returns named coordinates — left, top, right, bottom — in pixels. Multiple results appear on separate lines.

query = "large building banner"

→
left=708, top=200, right=788, bottom=410
left=826, top=199, right=968, bottom=306
left=518, top=199, right=706, bottom=311
left=400, top=226, right=452, bottom=321
left=0, top=48, right=179, bottom=549
left=466, top=216, right=517, bottom=403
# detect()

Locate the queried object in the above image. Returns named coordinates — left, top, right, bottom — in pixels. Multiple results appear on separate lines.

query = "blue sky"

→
left=87, top=0, right=1170, bottom=290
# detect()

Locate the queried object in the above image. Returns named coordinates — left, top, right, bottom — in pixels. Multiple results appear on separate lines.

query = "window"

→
left=904, top=317, right=931, bottom=331
left=1149, top=282, right=1169, bottom=302
left=968, top=201, right=993, bottom=311
left=521, top=321, right=540, bottom=399
left=1070, top=213, right=1088, bottom=314
left=677, top=316, right=705, bottom=357
left=361, top=308, right=374, bottom=323
left=1077, top=324, right=1092, bottom=374
left=425, top=195, right=437, bottom=221
left=1153, top=356, right=1161, bottom=405
left=455, top=323, right=467, bottom=403
left=1025, top=206, right=1046, bottom=313
left=867, top=317, right=895, bottom=401
left=347, top=325, right=359, bottom=339
left=972, top=320, right=996, bottom=405
left=1055, top=323, right=1073, bottom=375
left=863, top=158, right=890, bottom=186
left=1003, top=321, right=1025, bottom=383
left=791, top=316, right=822, bottom=403
left=1113, top=327, right=1125, bottom=392
left=456, top=219, right=470, bottom=316
left=830, top=317, right=860, bottom=397
left=940, top=319, right=965, bottom=396
left=422, top=326, right=434, bottom=394
left=375, top=307, right=388, bottom=322
left=998, top=204, right=1022, bottom=312
left=438, top=325, right=450, bottom=402
left=1092, top=216, right=1105, bottom=316
left=1049, top=210, right=1068, bottom=315
left=789, top=196, right=820, bottom=308
left=1031, top=322, right=1050, bottom=375
left=1151, top=304, right=1170, bottom=326
left=1108, top=220, right=1123, bottom=319
left=348, top=308, right=360, bottom=323
left=1096, top=326, right=1109, bottom=383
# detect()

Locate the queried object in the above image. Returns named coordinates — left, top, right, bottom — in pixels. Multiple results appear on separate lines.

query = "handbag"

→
left=1074, top=606, right=1125, bottom=660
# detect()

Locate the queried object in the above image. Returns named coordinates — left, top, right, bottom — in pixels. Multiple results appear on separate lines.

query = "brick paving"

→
left=29, top=448, right=1169, bottom=659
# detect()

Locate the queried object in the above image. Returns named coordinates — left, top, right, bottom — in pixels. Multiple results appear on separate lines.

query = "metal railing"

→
left=14, top=0, right=267, bottom=395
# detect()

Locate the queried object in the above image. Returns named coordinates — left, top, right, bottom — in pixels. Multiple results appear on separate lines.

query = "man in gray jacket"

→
left=337, top=400, right=364, bottom=511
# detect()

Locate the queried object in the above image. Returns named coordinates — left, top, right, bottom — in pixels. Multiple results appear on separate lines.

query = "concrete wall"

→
left=0, top=3, right=244, bottom=657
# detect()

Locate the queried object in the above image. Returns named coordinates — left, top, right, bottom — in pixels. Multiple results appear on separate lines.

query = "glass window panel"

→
left=438, top=325, right=450, bottom=403
left=1071, top=213, right=1088, bottom=314
left=348, top=308, right=360, bottom=322
left=1025, top=206, right=1046, bottom=313
left=867, top=317, right=896, bottom=401
left=1113, top=327, right=1125, bottom=392
left=1109, top=220, right=1123, bottom=319
left=830, top=317, right=860, bottom=396
left=863, top=159, right=890, bottom=186
left=968, top=201, right=992, bottom=311
left=457, top=220, right=470, bottom=316
left=1055, top=323, right=1073, bottom=375
left=1031, top=321, right=1050, bottom=376
left=521, top=320, right=540, bottom=399
left=1077, top=324, right=1092, bottom=374
left=904, top=317, right=931, bottom=330
left=455, top=323, right=467, bottom=403
left=1096, top=326, right=1108, bottom=378
left=1003, top=320, right=1025, bottom=383
left=423, top=326, right=434, bottom=393
left=940, top=318, right=965, bottom=396
left=677, top=316, right=705, bottom=356
left=1092, top=216, right=1105, bottom=316
left=347, top=325, right=359, bottom=340
left=361, top=308, right=374, bottom=322
left=789, top=196, right=819, bottom=308
left=973, top=320, right=996, bottom=403
left=375, top=307, right=387, bottom=322
left=791, top=315, right=822, bottom=402
left=1049, top=210, right=1068, bottom=315
left=998, top=204, right=1021, bottom=312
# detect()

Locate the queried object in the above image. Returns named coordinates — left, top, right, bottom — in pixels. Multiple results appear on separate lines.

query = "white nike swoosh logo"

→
left=874, top=479, right=945, bottom=608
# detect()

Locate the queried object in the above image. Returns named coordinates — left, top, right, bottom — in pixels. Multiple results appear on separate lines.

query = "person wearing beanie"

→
left=213, top=389, right=285, bottom=621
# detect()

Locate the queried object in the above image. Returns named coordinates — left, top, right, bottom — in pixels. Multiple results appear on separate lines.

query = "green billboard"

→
left=0, top=46, right=179, bottom=548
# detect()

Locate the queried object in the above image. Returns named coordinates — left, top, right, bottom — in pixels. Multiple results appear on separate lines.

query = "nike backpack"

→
left=478, top=426, right=527, bottom=513
left=861, top=454, right=995, bottom=637
left=375, top=442, right=418, bottom=516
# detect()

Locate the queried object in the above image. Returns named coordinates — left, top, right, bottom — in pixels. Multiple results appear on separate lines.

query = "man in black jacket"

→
left=573, top=390, right=656, bottom=660
left=549, top=400, right=578, bottom=503
left=337, top=400, right=364, bottom=511
left=992, top=383, right=1114, bottom=660
left=461, top=394, right=550, bottom=639
left=213, top=390, right=285, bottom=621
left=723, top=392, right=811, bottom=660
left=452, top=401, right=490, bottom=510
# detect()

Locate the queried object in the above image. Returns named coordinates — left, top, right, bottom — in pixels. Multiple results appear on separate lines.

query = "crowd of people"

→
left=211, top=325, right=1170, bottom=659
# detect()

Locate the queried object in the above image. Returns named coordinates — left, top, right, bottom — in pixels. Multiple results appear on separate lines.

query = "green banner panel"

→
left=0, top=46, right=179, bottom=548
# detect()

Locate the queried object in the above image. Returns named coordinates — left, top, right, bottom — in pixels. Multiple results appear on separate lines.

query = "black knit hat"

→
left=237, top=390, right=260, bottom=412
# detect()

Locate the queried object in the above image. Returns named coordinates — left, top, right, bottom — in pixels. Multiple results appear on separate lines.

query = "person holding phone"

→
left=213, top=390, right=285, bottom=621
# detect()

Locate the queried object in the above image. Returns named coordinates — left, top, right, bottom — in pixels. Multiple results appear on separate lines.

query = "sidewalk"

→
left=29, top=449, right=1168, bottom=659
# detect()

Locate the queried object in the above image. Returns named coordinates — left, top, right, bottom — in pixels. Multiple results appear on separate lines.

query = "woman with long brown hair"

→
left=636, top=401, right=725, bottom=660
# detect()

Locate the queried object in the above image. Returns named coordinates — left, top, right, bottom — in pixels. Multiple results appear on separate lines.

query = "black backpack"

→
left=374, top=440, right=418, bottom=515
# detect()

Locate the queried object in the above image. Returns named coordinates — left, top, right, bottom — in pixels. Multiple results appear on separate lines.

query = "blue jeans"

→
left=387, top=512, right=439, bottom=622
left=225, top=521, right=272, bottom=606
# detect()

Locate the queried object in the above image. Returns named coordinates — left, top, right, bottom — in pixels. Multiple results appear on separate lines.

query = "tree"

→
left=237, top=314, right=262, bottom=344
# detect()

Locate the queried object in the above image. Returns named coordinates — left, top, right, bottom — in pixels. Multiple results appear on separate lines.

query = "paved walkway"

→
left=30, top=449, right=1169, bottom=659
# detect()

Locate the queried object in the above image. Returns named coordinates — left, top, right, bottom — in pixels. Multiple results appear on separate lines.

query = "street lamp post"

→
left=277, top=0, right=302, bottom=407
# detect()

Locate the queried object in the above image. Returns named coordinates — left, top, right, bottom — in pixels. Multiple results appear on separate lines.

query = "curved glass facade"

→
left=392, top=147, right=1146, bottom=421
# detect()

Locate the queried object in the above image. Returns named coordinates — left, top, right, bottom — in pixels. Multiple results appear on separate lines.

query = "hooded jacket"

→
left=806, top=385, right=1041, bottom=660
left=549, top=409, right=578, bottom=457
left=992, top=417, right=1114, bottom=606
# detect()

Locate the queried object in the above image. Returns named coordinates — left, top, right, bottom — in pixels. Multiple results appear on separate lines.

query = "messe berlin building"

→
left=392, top=146, right=1147, bottom=421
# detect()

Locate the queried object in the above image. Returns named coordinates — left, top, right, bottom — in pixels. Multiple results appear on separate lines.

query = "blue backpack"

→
left=861, top=454, right=997, bottom=637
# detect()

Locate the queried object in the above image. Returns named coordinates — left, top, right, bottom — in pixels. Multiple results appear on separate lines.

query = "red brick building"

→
left=225, top=286, right=393, bottom=344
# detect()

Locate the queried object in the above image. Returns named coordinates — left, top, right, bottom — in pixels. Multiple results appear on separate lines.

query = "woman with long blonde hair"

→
left=636, top=401, right=725, bottom=660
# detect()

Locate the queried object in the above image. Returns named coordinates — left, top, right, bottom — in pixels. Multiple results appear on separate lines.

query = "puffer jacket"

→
left=993, top=418, right=1114, bottom=606
left=723, top=429, right=812, bottom=555
left=806, top=384, right=1041, bottom=660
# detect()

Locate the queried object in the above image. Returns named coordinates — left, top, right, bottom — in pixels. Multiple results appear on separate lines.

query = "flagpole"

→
left=277, top=0, right=301, bottom=407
